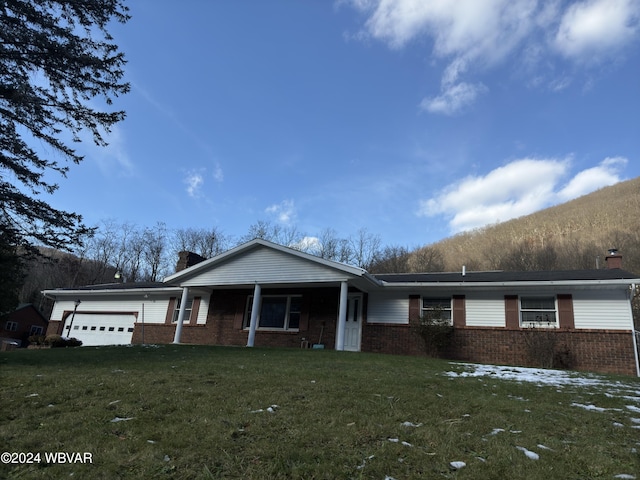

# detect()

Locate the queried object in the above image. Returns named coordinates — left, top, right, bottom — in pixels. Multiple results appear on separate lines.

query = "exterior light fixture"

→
left=66, top=299, right=82, bottom=337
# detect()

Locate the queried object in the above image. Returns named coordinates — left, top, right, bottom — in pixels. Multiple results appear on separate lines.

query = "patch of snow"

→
left=626, top=405, right=640, bottom=413
left=489, top=428, right=505, bottom=435
left=537, top=444, right=553, bottom=451
left=356, top=454, right=375, bottom=470
left=401, top=421, right=423, bottom=427
left=516, top=446, right=539, bottom=460
left=571, top=403, right=608, bottom=412
left=445, top=363, right=632, bottom=391
left=110, top=417, right=134, bottom=423
left=613, top=422, right=625, bottom=427
left=613, top=475, right=636, bottom=479
left=108, top=400, right=121, bottom=405
left=449, top=461, right=466, bottom=470
left=25, top=393, right=38, bottom=397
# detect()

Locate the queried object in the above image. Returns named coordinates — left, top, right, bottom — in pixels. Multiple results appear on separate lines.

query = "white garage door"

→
left=64, top=313, right=136, bottom=346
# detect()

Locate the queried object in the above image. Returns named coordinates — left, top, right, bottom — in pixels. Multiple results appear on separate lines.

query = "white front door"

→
left=343, top=294, right=362, bottom=352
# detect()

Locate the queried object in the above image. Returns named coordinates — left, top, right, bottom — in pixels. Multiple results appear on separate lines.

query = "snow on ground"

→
left=443, top=362, right=639, bottom=479
left=444, top=363, right=639, bottom=391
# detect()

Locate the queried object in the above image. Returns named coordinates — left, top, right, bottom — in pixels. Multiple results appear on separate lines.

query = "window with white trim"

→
left=520, top=297, right=557, bottom=327
left=244, top=295, right=302, bottom=331
left=172, top=298, right=193, bottom=323
left=421, top=298, right=452, bottom=325
left=5, top=321, right=18, bottom=332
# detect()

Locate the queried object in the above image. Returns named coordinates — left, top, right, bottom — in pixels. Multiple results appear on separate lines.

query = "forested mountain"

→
left=15, top=177, right=640, bottom=320
left=394, top=176, right=640, bottom=275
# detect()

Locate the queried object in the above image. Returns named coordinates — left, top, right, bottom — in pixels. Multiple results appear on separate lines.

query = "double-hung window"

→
left=4, top=321, right=18, bottom=332
left=245, top=295, right=302, bottom=331
left=520, top=297, right=557, bottom=327
left=421, top=298, right=452, bottom=325
left=172, top=298, right=193, bottom=323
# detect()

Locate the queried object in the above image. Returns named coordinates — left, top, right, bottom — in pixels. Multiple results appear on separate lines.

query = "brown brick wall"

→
left=449, top=328, right=636, bottom=376
left=361, top=320, right=636, bottom=376
left=133, top=287, right=343, bottom=349
left=361, top=323, right=424, bottom=356
left=46, top=320, right=64, bottom=336
left=129, top=289, right=637, bottom=376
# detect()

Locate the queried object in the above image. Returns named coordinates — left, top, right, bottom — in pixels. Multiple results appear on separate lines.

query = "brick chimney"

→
left=605, top=248, right=622, bottom=269
left=175, top=251, right=206, bottom=273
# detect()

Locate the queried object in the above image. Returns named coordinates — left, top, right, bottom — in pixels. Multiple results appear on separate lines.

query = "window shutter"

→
left=298, top=296, right=310, bottom=332
left=557, top=294, right=574, bottom=330
left=190, top=297, right=201, bottom=325
left=505, top=295, right=519, bottom=329
left=453, top=295, right=466, bottom=327
left=165, top=297, right=176, bottom=324
left=233, top=295, right=246, bottom=330
left=409, top=295, right=420, bottom=323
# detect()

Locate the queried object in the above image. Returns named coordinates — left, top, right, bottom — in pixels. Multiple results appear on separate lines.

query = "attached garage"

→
left=64, top=313, right=136, bottom=346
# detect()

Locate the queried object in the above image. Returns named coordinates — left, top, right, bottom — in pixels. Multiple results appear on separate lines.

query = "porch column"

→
left=247, top=283, right=261, bottom=347
left=335, top=281, right=348, bottom=351
left=172, top=287, right=189, bottom=344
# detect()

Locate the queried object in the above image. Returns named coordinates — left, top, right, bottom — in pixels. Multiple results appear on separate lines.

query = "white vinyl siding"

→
left=572, top=290, right=633, bottom=330
left=465, top=294, right=506, bottom=327
left=180, top=247, right=355, bottom=286
left=51, top=295, right=209, bottom=327
left=367, top=293, right=409, bottom=324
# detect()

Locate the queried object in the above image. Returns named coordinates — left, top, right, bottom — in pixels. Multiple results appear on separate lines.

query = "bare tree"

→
left=240, top=220, right=304, bottom=249
left=143, top=222, right=169, bottom=282
left=349, top=228, right=382, bottom=270
left=173, top=226, right=228, bottom=259
left=369, top=245, right=410, bottom=274
left=408, top=246, right=445, bottom=272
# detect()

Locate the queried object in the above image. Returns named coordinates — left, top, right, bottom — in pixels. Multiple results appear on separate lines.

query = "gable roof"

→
left=163, top=238, right=380, bottom=288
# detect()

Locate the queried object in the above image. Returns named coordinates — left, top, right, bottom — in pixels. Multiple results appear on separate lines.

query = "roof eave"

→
left=379, top=279, right=639, bottom=288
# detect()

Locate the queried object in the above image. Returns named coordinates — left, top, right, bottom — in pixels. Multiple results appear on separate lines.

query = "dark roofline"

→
left=374, top=269, right=640, bottom=283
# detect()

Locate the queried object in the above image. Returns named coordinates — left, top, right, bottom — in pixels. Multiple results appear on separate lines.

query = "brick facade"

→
left=132, top=287, right=344, bottom=350
left=448, top=328, right=636, bottom=376
left=68, top=285, right=637, bottom=376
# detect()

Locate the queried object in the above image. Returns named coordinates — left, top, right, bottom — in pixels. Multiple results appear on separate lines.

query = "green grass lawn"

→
left=1, top=345, right=639, bottom=479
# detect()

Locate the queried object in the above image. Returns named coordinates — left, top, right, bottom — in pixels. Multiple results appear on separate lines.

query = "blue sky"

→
left=47, top=0, right=640, bottom=249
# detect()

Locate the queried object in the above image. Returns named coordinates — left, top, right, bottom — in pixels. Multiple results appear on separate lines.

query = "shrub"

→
left=412, top=308, right=454, bottom=357
left=44, top=334, right=83, bottom=348
left=521, top=327, right=572, bottom=369
left=28, top=335, right=46, bottom=346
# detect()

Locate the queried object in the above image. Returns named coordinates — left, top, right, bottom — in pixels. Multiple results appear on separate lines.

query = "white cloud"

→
left=557, top=156, right=627, bottom=200
left=418, top=157, right=626, bottom=233
left=184, top=169, right=204, bottom=198
left=213, top=163, right=224, bottom=183
left=78, top=124, right=134, bottom=177
left=265, top=199, right=296, bottom=224
left=346, top=0, right=640, bottom=112
left=420, top=81, right=488, bottom=115
left=554, top=0, right=640, bottom=61
left=291, top=236, right=321, bottom=253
